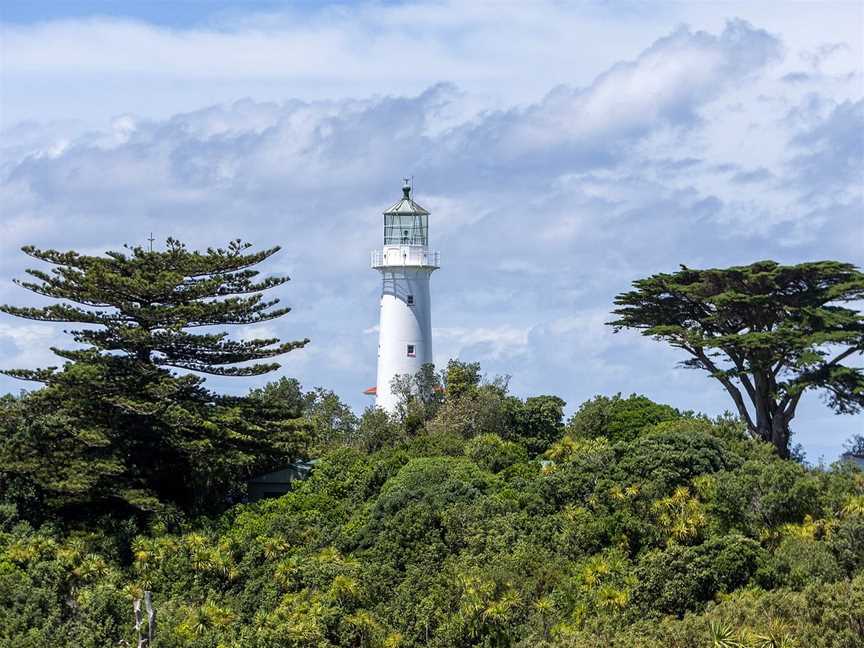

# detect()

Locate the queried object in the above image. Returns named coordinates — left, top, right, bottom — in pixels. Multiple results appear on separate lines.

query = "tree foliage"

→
left=2, top=239, right=306, bottom=377
left=0, top=240, right=309, bottom=518
left=567, top=393, right=680, bottom=444
left=250, top=378, right=360, bottom=452
left=609, top=260, right=864, bottom=457
left=3, top=379, right=862, bottom=647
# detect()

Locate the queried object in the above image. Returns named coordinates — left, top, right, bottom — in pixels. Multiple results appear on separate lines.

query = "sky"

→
left=0, top=1, right=862, bottom=460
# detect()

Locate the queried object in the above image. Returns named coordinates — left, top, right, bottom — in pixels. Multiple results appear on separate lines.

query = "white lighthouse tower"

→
left=368, top=180, right=440, bottom=411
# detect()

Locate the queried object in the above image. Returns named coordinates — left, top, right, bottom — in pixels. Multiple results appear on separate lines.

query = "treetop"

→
left=1, top=239, right=308, bottom=378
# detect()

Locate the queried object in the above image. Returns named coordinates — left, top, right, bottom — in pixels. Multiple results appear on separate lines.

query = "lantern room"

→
left=383, top=180, right=430, bottom=246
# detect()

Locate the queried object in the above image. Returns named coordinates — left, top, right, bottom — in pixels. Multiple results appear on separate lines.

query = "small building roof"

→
left=383, top=181, right=430, bottom=216
left=248, top=460, right=315, bottom=484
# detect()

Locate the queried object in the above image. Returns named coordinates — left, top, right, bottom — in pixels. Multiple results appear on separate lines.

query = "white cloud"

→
left=0, top=322, right=61, bottom=374
left=496, top=20, right=781, bottom=157
left=434, top=325, right=531, bottom=361
left=0, top=7, right=861, bottom=458
left=7, top=1, right=862, bottom=129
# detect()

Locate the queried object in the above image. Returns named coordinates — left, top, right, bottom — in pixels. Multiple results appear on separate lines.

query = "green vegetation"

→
left=610, top=260, right=864, bottom=458
left=0, top=240, right=308, bottom=520
left=2, top=364, right=863, bottom=647
left=0, top=249, right=862, bottom=647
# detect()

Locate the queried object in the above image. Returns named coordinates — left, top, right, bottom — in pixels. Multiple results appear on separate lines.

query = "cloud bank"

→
left=1, top=7, right=862, bottom=459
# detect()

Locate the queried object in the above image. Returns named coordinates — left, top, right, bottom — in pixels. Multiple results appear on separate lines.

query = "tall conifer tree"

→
left=0, top=239, right=309, bottom=518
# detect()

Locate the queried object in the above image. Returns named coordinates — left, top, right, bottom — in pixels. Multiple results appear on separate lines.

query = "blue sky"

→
left=1, top=1, right=862, bottom=460
left=1, top=1, right=339, bottom=27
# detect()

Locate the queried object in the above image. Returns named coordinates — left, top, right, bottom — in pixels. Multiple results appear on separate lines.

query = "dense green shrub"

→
left=1, top=393, right=862, bottom=647
left=709, top=458, right=821, bottom=535
left=465, top=434, right=528, bottom=473
left=615, top=429, right=740, bottom=495
left=501, top=395, right=567, bottom=456
left=763, top=536, right=843, bottom=588
left=828, top=513, right=864, bottom=575
left=632, top=535, right=765, bottom=617
left=567, top=394, right=680, bottom=443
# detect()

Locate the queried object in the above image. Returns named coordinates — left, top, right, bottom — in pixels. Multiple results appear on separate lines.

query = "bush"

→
left=709, top=458, right=821, bottom=536
left=465, top=434, right=528, bottom=473
left=373, top=457, right=499, bottom=520
left=827, top=513, right=864, bottom=575
left=428, top=385, right=509, bottom=440
left=615, top=430, right=740, bottom=495
left=763, top=536, right=842, bottom=589
left=567, top=394, right=680, bottom=444
left=358, top=407, right=404, bottom=453
left=632, top=535, right=764, bottom=617
left=502, top=395, right=566, bottom=456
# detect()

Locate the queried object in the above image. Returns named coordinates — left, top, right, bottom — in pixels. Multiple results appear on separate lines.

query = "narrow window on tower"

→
left=407, top=294, right=414, bottom=305
left=407, top=344, right=415, bottom=357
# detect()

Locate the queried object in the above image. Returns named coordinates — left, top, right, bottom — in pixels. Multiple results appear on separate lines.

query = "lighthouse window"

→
left=407, top=295, right=414, bottom=305
left=407, top=344, right=415, bottom=357
left=384, top=213, right=428, bottom=246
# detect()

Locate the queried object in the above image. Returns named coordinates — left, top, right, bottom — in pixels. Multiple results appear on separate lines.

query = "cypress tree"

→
left=609, top=260, right=864, bottom=458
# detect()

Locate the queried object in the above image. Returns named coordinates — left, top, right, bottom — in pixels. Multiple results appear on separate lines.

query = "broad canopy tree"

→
left=609, top=260, right=864, bottom=458
left=0, top=239, right=309, bottom=518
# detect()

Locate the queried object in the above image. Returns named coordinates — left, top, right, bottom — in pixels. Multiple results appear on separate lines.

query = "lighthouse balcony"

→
left=371, top=246, right=440, bottom=269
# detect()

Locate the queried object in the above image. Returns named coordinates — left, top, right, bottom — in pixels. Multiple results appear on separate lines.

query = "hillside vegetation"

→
left=1, top=246, right=862, bottom=646
left=2, top=382, right=863, bottom=648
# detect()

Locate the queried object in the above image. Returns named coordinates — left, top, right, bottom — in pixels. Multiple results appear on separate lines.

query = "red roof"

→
left=363, top=386, right=444, bottom=395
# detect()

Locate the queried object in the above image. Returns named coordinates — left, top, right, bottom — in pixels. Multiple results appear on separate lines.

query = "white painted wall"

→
left=373, top=245, right=437, bottom=411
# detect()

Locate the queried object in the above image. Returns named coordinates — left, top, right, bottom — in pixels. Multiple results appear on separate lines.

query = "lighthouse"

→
left=368, top=180, right=440, bottom=411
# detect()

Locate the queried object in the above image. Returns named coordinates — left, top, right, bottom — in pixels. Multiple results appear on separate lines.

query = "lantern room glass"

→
left=384, top=213, right=428, bottom=246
